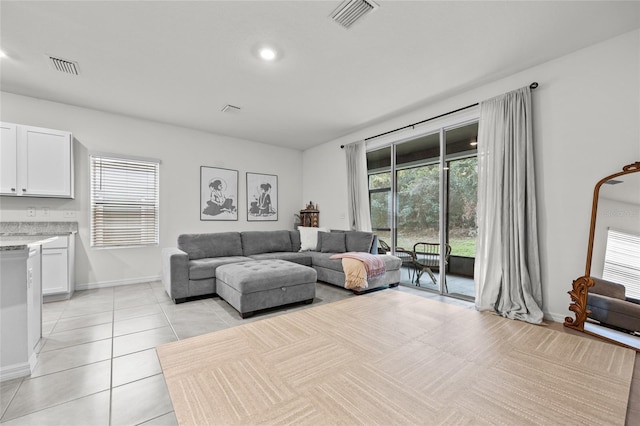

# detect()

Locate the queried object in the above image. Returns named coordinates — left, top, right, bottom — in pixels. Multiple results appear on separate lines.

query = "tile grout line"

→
left=156, top=286, right=181, bottom=343
left=108, top=288, right=115, bottom=426
left=0, top=378, right=24, bottom=422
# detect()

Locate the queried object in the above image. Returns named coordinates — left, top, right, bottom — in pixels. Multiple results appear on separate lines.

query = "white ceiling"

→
left=1, top=1, right=639, bottom=150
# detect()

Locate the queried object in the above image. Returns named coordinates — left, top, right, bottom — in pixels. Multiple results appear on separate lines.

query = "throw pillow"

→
left=346, top=231, right=374, bottom=253
left=318, top=231, right=347, bottom=253
left=298, top=226, right=330, bottom=251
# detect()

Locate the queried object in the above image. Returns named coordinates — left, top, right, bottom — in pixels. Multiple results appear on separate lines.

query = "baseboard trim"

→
left=544, top=310, right=568, bottom=324
left=76, top=275, right=162, bottom=291
left=0, top=362, right=31, bottom=383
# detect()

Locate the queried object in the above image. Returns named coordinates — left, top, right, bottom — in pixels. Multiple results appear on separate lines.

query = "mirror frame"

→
left=564, top=161, right=640, bottom=348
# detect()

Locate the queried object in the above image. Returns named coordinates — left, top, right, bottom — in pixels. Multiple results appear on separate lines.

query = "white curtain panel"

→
left=345, top=141, right=372, bottom=232
left=474, top=86, right=544, bottom=324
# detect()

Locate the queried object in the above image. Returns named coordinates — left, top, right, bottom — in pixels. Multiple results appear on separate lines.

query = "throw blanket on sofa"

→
left=330, top=252, right=386, bottom=290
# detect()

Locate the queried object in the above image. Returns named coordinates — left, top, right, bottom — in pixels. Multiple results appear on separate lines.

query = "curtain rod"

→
left=340, top=81, right=538, bottom=148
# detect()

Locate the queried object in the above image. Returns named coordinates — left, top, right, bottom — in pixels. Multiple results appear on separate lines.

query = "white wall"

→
left=0, top=93, right=303, bottom=288
left=302, top=29, right=640, bottom=321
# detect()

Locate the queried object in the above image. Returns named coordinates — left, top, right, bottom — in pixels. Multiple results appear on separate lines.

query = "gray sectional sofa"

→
left=162, top=229, right=402, bottom=303
left=587, top=277, right=640, bottom=333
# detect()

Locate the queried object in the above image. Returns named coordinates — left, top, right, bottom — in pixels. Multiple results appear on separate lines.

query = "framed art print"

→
left=201, top=166, right=238, bottom=221
left=247, top=172, right=278, bottom=221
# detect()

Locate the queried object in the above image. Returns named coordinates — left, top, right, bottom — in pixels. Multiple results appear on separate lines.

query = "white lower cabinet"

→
left=42, top=235, right=75, bottom=301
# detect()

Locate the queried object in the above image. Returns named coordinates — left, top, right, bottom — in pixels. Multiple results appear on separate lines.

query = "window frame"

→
left=90, top=153, right=160, bottom=249
left=602, top=228, right=640, bottom=299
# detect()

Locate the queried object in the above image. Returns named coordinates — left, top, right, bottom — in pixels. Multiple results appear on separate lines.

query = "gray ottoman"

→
left=216, top=259, right=317, bottom=318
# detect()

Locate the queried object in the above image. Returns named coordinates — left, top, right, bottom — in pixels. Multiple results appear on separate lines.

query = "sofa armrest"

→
left=591, top=277, right=626, bottom=300
left=162, top=247, right=189, bottom=301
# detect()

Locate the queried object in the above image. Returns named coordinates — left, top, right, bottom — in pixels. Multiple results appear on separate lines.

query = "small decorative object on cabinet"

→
left=299, top=208, right=319, bottom=227
left=0, top=122, right=74, bottom=198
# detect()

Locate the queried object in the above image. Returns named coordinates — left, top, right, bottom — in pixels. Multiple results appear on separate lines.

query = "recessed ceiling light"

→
left=259, top=47, right=277, bottom=61
left=0, top=50, right=7, bottom=59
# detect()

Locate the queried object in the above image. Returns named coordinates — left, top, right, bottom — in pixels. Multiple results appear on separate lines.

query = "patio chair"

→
left=378, top=239, right=391, bottom=254
left=412, top=242, right=451, bottom=290
left=379, top=239, right=417, bottom=282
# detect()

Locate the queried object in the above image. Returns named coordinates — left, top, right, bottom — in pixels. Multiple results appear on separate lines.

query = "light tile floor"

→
left=0, top=281, right=637, bottom=425
left=0, top=281, right=359, bottom=425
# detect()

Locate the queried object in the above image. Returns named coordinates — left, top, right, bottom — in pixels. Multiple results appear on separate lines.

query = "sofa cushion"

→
left=588, top=293, right=640, bottom=331
left=289, top=230, right=301, bottom=252
left=310, top=252, right=345, bottom=272
left=318, top=231, right=347, bottom=253
left=345, top=231, right=374, bottom=252
left=188, top=256, right=252, bottom=280
left=311, top=252, right=402, bottom=273
left=178, top=233, right=243, bottom=260
left=241, top=230, right=293, bottom=256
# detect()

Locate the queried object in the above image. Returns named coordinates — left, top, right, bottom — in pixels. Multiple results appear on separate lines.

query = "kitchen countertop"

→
left=0, top=221, right=78, bottom=236
left=0, top=235, right=59, bottom=251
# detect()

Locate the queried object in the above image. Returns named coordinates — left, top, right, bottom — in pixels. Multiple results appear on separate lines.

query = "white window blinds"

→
left=603, top=229, right=640, bottom=299
left=90, top=154, right=160, bottom=248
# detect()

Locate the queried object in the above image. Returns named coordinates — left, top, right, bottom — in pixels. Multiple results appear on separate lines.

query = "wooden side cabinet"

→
left=299, top=209, right=319, bottom=227
left=0, top=122, right=74, bottom=198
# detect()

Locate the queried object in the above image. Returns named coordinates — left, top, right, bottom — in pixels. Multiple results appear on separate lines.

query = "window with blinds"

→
left=602, top=229, right=640, bottom=299
left=90, top=154, right=160, bottom=248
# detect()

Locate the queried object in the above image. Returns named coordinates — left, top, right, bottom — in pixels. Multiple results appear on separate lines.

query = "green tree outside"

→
left=369, top=157, right=477, bottom=257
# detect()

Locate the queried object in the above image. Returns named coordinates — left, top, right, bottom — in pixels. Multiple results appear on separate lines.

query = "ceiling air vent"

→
left=331, top=0, right=379, bottom=29
left=48, top=56, right=80, bottom=75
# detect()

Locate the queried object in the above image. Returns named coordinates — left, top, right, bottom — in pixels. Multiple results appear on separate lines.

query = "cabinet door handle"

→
left=11, top=188, right=15, bottom=192
left=22, top=188, right=26, bottom=192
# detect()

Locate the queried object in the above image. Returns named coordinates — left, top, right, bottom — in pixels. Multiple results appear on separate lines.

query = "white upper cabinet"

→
left=0, top=122, right=18, bottom=194
left=0, top=122, right=74, bottom=198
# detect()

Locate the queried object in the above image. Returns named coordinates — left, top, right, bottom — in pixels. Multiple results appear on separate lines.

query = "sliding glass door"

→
left=395, top=133, right=442, bottom=290
left=367, top=120, right=478, bottom=299
left=444, top=123, right=478, bottom=298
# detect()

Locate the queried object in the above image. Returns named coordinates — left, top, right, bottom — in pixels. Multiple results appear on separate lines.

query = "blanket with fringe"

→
left=329, top=252, right=386, bottom=290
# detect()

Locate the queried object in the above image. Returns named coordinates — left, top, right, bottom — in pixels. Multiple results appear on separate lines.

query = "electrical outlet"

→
left=27, top=207, right=36, bottom=217
left=41, top=207, right=50, bottom=217
left=63, top=211, right=76, bottom=218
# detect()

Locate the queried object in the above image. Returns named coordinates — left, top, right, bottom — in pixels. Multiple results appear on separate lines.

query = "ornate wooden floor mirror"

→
left=564, top=162, right=640, bottom=350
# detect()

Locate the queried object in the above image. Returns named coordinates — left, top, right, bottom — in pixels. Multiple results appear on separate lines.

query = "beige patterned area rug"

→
left=157, top=290, right=635, bottom=425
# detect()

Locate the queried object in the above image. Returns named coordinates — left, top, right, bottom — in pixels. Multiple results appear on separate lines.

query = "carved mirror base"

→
left=563, top=276, right=594, bottom=330
left=565, top=275, right=640, bottom=351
